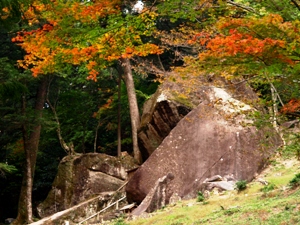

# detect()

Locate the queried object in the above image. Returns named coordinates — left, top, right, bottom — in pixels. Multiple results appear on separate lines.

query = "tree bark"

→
left=94, top=120, right=100, bottom=153
left=117, top=72, right=122, bottom=158
left=270, top=84, right=286, bottom=147
left=12, top=76, right=48, bottom=225
left=119, top=58, right=142, bottom=164
left=290, top=0, right=300, bottom=12
left=46, top=79, right=74, bottom=155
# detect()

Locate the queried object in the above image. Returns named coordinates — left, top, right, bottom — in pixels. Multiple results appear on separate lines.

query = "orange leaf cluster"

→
left=22, top=6, right=40, bottom=25
left=197, top=14, right=298, bottom=66
left=86, top=61, right=99, bottom=81
left=80, top=1, right=120, bottom=22
left=61, top=46, right=98, bottom=65
left=87, top=69, right=99, bottom=81
left=201, top=28, right=285, bottom=58
left=188, top=32, right=212, bottom=45
left=119, top=44, right=162, bottom=59
left=52, top=0, right=121, bottom=23
left=1, top=7, right=9, bottom=20
left=281, top=99, right=300, bottom=115
left=12, top=24, right=57, bottom=76
left=11, top=0, right=162, bottom=81
left=100, top=98, right=113, bottom=110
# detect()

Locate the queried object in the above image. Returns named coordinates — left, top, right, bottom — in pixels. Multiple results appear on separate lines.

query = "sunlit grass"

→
left=110, top=157, right=300, bottom=225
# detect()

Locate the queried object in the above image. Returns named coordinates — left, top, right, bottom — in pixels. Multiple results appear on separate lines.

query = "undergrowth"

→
left=289, top=173, right=300, bottom=189
left=112, top=157, right=300, bottom=225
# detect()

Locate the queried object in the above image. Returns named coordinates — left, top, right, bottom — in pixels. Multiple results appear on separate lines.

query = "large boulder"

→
left=126, top=86, right=281, bottom=206
left=138, top=86, right=191, bottom=160
left=37, top=153, right=138, bottom=218
left=138, top=77, right=258, bottom=160
left=131, top=173, right=175, bottom=216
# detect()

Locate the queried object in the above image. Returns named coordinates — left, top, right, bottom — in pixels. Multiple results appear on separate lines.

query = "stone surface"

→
left=138, top=86, right=192, bottom=160
left=37, top=153, right=138, bottom=218
left=138, top=77, right=259, bottom=161
left=5, top=218, right=15, bottom=224
left=126, top=86, right=282, bottom=206
left=202, top=174, right=237, bottom=192
left=131, top=173, right=174, bottom=216
left=204, top=181, right=236, bottom=191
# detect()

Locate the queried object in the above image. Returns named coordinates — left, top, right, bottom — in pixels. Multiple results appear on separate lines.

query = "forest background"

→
left=1, top=0, right=300, bottom=224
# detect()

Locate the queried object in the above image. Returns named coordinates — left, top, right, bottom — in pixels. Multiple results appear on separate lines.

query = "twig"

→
left=77, top=196, right=126, bottom=225
left=226, top=0, right=260, bottom=15
left=291, top=0, right=300, bottom=12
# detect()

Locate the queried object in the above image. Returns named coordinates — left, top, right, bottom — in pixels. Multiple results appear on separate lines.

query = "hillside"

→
left=112, top=155, right=300, bottom=225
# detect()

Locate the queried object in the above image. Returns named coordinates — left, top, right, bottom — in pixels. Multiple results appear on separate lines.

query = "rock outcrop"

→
left=138, top=78, right=259, bottom=160
left=202, top=174, right=237, bottom=192
left=131, top=173, right=175, bottom=216
left=37, top=153, right=138, bottom=218
left=138, top=85, right=192, bottom=160
left=126, top=86, right=282, bottom=207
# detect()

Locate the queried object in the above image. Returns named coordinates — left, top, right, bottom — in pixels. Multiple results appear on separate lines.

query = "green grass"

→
left=110, top=156, right=300, bottom=225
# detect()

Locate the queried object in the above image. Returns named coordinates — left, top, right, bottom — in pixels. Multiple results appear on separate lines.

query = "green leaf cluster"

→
left=0, top=163, right=17, bottom=177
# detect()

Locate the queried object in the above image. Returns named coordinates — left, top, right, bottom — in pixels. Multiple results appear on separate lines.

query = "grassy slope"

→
left=115, top=156, right=300, bottom=225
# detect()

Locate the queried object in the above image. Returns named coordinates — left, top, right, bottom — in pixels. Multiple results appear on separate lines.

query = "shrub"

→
left=113, top=217, right=128, bottom=225
left=224, top=207, right=240, bottom=215
left=196, top=191, right=205, bottom=202
left=235, top=180, right=247, bottom=192
left=283, top=142, right=300, bottom=160
left=261, top=183, right=276, bottom=193
left=289, top=173, right=300, bottom=189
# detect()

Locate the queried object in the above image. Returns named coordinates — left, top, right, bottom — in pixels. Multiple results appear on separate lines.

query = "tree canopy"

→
left=1, top=0, right=300, bottom=223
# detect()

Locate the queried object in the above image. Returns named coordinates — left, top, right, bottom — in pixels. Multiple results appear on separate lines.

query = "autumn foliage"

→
left=188, top=14, right=300, bottom=77
left=6, top=1, right=300, bottom=115
left=281, top=99, right=300, bottom=116
left=11, top=0, right=162, bottom=81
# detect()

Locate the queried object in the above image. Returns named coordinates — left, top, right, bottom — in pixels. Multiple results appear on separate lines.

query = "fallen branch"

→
left=29, top=181, right=128, bottom=225
left=29, top=195, right=100, bottom=225
left=77, top=196, right=126, bottom=225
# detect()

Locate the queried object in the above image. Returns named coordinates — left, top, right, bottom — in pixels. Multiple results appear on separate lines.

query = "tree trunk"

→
left=46, top=82, right=74, bottom=155
left=117, top=72, right=122, bottom=157
left=265, top=72, right=286, bottom=147
left=119, top=58, right=142, bottom=164
left=270, top=84, right=286, bottom=147
left=94, top=121, right=100, bottom=153
left=12, top=76, right=48, bottom=225
left=270, top=84, right=279, bottom=132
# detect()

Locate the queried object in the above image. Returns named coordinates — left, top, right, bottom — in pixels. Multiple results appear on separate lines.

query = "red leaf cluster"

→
left=281, top=99, right=300, bottom=115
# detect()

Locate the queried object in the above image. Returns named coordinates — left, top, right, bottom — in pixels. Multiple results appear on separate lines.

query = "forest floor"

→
left=110, top=153, right=300, bottom=225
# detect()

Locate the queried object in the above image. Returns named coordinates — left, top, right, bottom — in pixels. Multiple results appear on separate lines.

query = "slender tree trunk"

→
left=94, top=121, right=100, bottom=153
left=265, top=72, right=286, bottom=147
left=46, top=82, right=74, bottom=155
left=13, top=77, right=47, bottom=225
left=119, top=58, right=142, bottom=164
left=270, top=84, right=286, bottom=147
left=270, top=84, right=279, bottom=132
left=82, top=124, right=86, bottom=154
left=117, top=72, right=122, bottom=157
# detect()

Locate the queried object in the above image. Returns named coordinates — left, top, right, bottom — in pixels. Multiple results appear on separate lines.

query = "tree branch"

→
left=291, top=0, right=300, bottom=12
left=226, top=0, right=260, bottom=15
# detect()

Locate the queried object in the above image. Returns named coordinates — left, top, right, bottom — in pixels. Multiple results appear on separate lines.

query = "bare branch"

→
left=226, top=0, right=260, bottom=15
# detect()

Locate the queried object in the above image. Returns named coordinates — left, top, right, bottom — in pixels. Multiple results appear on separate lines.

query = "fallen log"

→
left=29, top=194, right=101, bottom=225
